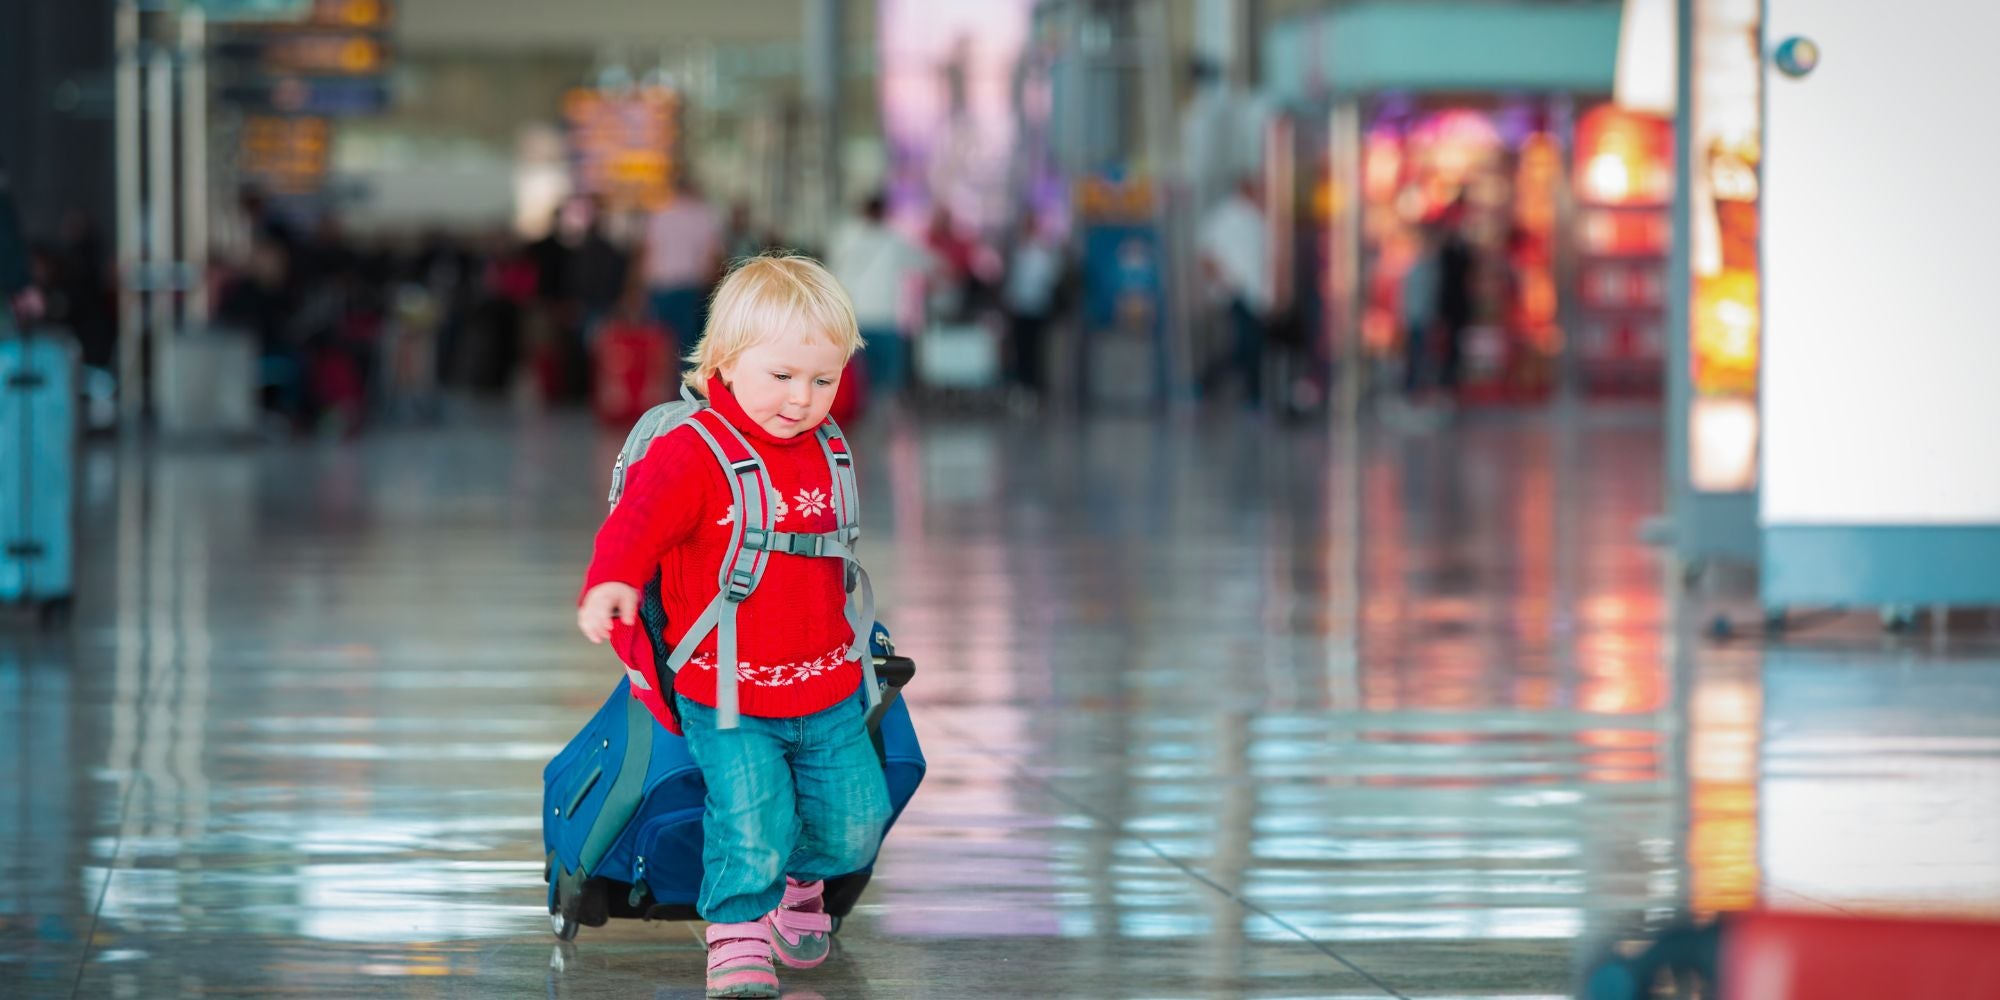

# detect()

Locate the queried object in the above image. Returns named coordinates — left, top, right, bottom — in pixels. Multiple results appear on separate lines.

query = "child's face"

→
left=718, top=330, right=846, bottom=439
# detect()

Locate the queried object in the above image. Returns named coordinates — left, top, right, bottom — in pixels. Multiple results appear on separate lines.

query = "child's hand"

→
left=577, top=582, right=640, bottom=644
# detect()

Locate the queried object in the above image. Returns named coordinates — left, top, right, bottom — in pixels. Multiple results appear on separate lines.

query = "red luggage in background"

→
left=594, top=320, right=673, bottom=427
left=829, top=355, right=869, bottom=427
left=1585, top=911, right=2000, bottom=999
left=1723, top=912, right=2000, bottom=999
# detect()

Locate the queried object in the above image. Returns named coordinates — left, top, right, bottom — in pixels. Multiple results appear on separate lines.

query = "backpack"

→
left=606, top=386, right=877, bottom=730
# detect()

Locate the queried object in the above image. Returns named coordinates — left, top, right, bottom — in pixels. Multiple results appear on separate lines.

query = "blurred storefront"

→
left=1267, top=0, right=1669, bottom=408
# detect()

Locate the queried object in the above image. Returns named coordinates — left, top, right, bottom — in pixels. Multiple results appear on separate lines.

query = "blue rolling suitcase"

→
left=544, top=624, right=925, bottom=939
left=0, top=326, right=78, bottom=627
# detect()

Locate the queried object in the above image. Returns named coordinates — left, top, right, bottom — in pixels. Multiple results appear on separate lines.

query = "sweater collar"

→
left=705, top=375, right=821, bottom=450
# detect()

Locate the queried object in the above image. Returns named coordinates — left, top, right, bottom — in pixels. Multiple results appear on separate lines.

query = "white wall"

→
left=1762, top=0, right=2000, bottom=525
left=336, top=160, right=517, bottom=234
left=396, top=0, right=818, bottom=51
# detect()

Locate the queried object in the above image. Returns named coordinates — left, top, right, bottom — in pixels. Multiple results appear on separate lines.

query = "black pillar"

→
left=0, top=0, right=116, bottom=240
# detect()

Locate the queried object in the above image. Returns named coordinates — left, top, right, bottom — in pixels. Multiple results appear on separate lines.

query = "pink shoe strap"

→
left=712, top=940, right=772, bottom=972
left=710, top=939, right=775, bottom=969
left=707, top=921, right=774, bottom=949
left=771, top=907, right=833, bottom=936
left=782, top=878, right=824, bottom=908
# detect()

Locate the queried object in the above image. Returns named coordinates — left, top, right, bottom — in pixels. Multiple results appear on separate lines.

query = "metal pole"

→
left=147, top=40, right=176, bottom=426
left=1329, top=100, right=1363, bottom=429
left=1139, top=0, right=1189, bottom=405
left=115, top=1, right=143, bottom=432
left=180, top=6, right=208, bottom=329
left=1240, top=0, right=1264, bottom=89
left=803, top=0, right=844, bottom=241
left=1264, top=115, right=1294, bottom=316
left=1666, top=0, right=1696, bottom=553
left=1551, top=92, right=1581, bottom=410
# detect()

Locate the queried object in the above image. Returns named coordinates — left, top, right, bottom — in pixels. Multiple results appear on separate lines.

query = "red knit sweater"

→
left=583, top=377, right=859, bottom=719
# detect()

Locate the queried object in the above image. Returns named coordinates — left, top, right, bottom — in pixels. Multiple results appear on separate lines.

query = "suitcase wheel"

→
left=549, top=870, right=581, bottom=941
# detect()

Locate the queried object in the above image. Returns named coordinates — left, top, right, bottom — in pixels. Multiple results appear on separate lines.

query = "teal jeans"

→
left=676, top=689, right=893, bottom=922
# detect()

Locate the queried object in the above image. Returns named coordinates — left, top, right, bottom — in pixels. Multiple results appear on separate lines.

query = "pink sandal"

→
left=705, top=921, right=780, bottom=998
left=763, top=878, right=834, bottom=969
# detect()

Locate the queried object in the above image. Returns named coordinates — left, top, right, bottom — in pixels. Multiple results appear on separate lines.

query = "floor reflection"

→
left=1, top=405, right=1997, bottom=997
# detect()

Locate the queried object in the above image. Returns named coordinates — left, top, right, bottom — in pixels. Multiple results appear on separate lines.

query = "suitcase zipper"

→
left=628, top=856, right=647, bottom=908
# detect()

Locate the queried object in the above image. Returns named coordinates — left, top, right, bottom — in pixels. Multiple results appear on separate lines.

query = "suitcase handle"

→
left=863, top=654, right=918, bottom=749
left=873, top=654, right=915, bottom=690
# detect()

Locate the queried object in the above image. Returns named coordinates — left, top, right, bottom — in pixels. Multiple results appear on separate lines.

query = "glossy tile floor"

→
left=5, top=402, right=1999, bottom=999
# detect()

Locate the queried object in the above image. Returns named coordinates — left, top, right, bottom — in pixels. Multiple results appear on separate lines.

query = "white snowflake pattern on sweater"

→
left=715, top=487, right=790, bottom=526
left=687, top=644, right=851, bottom=687
left=793, top=487, right=829, bottom=519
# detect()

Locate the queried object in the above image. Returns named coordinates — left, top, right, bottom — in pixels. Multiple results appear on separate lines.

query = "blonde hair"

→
left=684, top=254, right=865, bottom=392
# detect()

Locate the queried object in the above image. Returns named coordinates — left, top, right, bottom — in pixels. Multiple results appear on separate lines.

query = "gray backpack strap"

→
left=680, top=411, right=774, bottom=730
left=815, top=420, right=861, bottom=543
left=606, top=392, right=704, bottom=696
left=842, top=560, right=880, bottom=713
left=814, top=420, right=879, bottom=713
left=608, top=391, right=705, bottom=508
left=815, top=421, right=864, bottom=586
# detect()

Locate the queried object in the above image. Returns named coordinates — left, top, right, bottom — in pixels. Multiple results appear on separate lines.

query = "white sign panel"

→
left=1761, top=1, right=2000, bottom=526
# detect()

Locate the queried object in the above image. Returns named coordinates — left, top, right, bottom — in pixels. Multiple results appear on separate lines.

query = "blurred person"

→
left=416, top=229, right=479, bottom=390
left=724, top=200, right=775, bottom=262
left=456, top=231, right=535, bottom=396
left=295, top=213, right=354, bottom=294
left=0, top=172, right=24, bottom=276
left=569, top=197, right=632, bottom=344
left=11, top=244, right=48, bottom=327
left=528, top=206, right=576, bottom=309
left=236, top=186, right=300, bottom=256
left=637, top=178, right=724, bottom=355
left=923, top=206, right=994, bottom=321
left=828, top=193, right=929, bottom=397
left=1435, top=203, right=1475, bottom=394
left=1001, top=213, right=1066, bottom=404
left=1196, top=173, right=1273, bottom=411
left=215, top=238, right=304, bottom=423
left=54, top=210, right=114, bottom=369
left=576, top=255, right=889, bottom=999
left=0, top=175, right=36, bottom=322
left=1400, top=225, right=1441, bottom=401
left=527, top=205, right=588, bottom=403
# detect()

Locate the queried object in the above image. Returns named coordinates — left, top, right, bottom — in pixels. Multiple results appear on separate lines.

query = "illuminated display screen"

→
left=564, top=87, right=680, bottom=213
left=1687, top=0, right=1763, bottom=493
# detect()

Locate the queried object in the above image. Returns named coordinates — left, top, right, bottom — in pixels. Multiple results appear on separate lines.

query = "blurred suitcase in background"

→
left=916, top=322, right=1000, bottom=392
left=828, top=354, right=869, bottom=427
left=383, top=284, right=443, bottom=422
left=1582, top=911, right=2000, bottom=999
left=158, top=328, right=258, bottom=438
left=0, top=326, right=78, bottom=626
left=593, top=319, right=673, bottom=427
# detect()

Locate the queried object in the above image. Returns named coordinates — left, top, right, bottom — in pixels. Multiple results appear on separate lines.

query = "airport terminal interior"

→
left=4, top=1, right=2000, bottom=998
